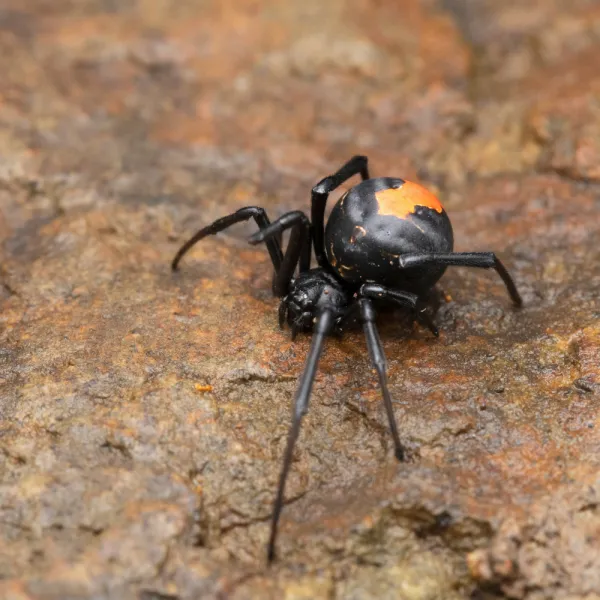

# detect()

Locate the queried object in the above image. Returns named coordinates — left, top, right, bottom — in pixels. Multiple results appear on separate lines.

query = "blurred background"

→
left=1, top=1, right=600, bottom=599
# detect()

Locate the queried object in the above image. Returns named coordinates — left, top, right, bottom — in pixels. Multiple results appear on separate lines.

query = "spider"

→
left=171, top=155, right=523, bottom=563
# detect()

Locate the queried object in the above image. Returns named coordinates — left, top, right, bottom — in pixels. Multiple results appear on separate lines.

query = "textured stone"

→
left=1, top=1, right=599, bottom=598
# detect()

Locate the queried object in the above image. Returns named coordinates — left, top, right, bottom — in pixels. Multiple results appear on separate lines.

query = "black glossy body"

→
left=325, top=177, right=454, bottom=294
left=170, top=155, right=522, bottom=564
left=282, top=269, right=349, bottom=331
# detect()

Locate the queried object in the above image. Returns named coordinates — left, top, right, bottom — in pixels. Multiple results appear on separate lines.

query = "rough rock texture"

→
left=0, top=1, right=599, bottom=599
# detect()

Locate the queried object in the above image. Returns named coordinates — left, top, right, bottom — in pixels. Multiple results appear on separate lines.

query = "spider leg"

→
left=311, top=156, right=370, bottom=271
left=289, top=311, right=312, bottom=341
left=249, top=211, right=311, bottom=297
left=399, top=252, right=523, bottom=307
left=359, top=284, right=439, bottom=337
left=278, top=298, right=288, bottom=329
left=171, top=206, right=284, bottom=273
left=358, top=298, right=405, bottom=462
left=268, top=309, right=335, bottom=564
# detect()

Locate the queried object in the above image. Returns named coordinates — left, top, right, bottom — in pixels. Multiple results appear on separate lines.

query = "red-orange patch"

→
left=375, top=181, right=443, bottom=218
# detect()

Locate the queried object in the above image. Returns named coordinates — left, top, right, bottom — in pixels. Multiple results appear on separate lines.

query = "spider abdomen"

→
left=325, top=177, right=454, bottom=294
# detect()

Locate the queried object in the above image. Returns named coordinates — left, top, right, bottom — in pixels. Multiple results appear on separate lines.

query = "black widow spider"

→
left=171, top=155, right=523, bottom=563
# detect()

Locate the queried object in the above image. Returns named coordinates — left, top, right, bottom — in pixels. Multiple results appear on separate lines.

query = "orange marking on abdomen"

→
left=375, top=181, right=443, bottom=219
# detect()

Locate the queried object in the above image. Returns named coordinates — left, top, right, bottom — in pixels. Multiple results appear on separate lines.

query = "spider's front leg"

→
left=267, top=309, right=335, bottom=563
left=353, top=284, right=441, bottom=465
left=358, top=297, right=406, bottom=462
left=359, top=284, right=439, bottom=337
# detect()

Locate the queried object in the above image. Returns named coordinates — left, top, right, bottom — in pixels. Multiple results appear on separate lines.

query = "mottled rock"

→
left=1, top=0, right=599, bottom=599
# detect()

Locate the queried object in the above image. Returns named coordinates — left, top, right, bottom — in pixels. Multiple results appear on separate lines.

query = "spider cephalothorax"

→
left=171, top=155, right=523, bottom=563
left=280, top=269, right=349, bottom=337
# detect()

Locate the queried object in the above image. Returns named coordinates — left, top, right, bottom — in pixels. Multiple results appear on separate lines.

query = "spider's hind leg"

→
left=398, top=252, right=523, bottom=307
left=311, top=155, right=370, bottom=271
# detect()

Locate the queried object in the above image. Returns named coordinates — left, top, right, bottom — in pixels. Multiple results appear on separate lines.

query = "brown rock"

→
left=469, top=476, right=600, bottom=599
left=1, top=1, right=599, bottom=599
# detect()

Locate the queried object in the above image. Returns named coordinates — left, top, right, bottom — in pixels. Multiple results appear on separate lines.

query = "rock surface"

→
left=0, top=1, right=599, bottom=598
